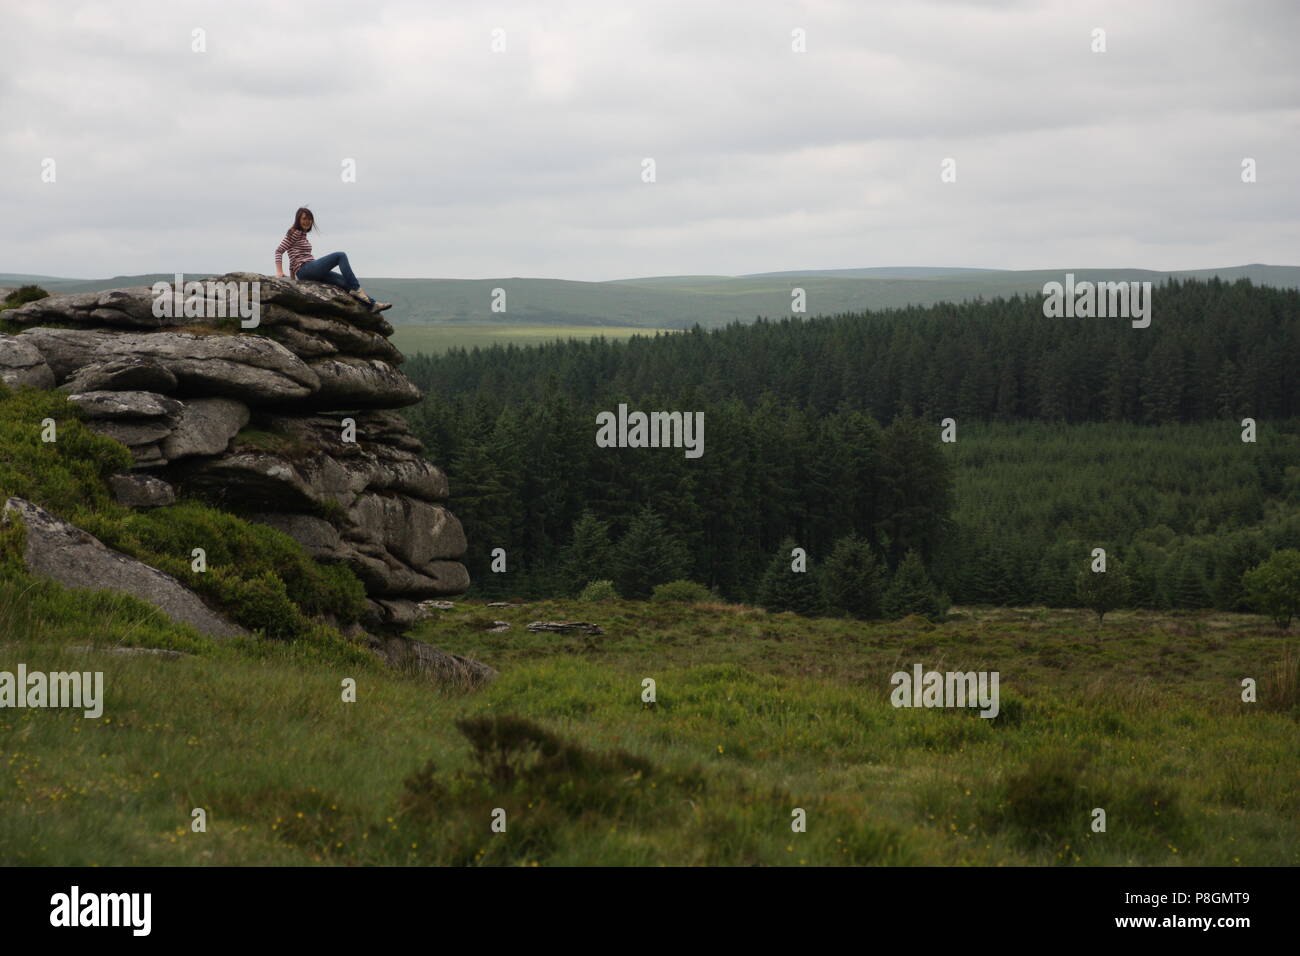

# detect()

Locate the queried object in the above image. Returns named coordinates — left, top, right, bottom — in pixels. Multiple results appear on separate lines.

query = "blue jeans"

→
left=296, top=251, right=360, bottom=291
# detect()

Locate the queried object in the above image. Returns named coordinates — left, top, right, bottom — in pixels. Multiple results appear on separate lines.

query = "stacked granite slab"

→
left=0, top=273, right=468, bottom=627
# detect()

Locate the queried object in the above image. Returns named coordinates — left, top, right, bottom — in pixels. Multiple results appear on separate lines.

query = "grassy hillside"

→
left=9, top=264, right=1300, bottom=331
left=3, top=590, right=1295, bottom=865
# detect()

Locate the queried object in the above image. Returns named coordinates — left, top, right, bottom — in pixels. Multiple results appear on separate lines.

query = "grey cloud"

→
left=0, top=0, right=1296, bottom=280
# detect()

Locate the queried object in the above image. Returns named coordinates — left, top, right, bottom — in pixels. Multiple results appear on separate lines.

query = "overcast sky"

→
left=1, top=0, right=1297, bottom=280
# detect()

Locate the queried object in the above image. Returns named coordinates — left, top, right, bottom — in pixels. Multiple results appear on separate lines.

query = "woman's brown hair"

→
left=289, top=207, right=316, bottom=234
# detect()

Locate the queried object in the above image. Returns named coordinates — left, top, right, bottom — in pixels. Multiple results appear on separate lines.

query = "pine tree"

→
left=1123, top=547, right=1158, bottom=609
left=757, top=538, right=825, bottom=616
left=1170, top=554, right=1210, bottom=609
left=448, top=437, right=515, bottom=587
left=612, top=507, right=691, bottom=600
left=876, top=417, right=954, bottom=566
left=821, top=535, right=884, bottom=619
left=881, top=550, right=949, bottom=621
left=1032, top=547, right=1073, bottom=607
left=561, top=510, right=614, bottom=596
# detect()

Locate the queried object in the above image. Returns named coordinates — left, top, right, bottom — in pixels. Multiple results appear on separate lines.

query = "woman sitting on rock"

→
left=274, top=207, right=391, bottom=312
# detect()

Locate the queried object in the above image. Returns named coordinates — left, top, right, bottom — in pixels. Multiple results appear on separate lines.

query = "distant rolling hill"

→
left=4, top=265, right=1299, bottom=331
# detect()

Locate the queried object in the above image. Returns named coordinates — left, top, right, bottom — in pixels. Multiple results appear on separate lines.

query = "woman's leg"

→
left=295, top=256, right=344, bottom=289
left=318, top=251, right=360, bottom=291
left=296, top=252, right=359, bottom=291
left=296, top=251, right=389, bottom=310
left=329, top=252, right=360, bottom=291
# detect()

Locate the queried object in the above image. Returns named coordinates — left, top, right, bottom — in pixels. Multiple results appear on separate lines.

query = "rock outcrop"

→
left=0, top=274, right=469, bottom=628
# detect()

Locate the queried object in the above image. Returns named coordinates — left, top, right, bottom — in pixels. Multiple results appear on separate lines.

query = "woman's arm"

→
left=274, top=234, right=292, bottom=278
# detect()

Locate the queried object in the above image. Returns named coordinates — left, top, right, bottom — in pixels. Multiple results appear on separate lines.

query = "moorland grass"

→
left=1, top=591, right=1294, bottom=866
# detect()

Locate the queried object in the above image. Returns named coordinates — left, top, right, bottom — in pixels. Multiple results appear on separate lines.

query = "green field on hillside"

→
left=391, top=323, right=674, bottom=356
left=2, top=585, right=1295, bottom=866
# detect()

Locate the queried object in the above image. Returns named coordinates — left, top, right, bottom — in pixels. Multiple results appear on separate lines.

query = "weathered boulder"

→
left=108, top=474, right=176, bottom=509
left=90, top=419, right=177, bottom=448
left=345, top=494, right=465, bottom=567
left=0, top=335, right=56, bottom=389
left=61, top=357, right=178, bottom=394
left=17, top=328, right=319, bottom=402
left=160, top=397, right=249, bottom=460
left=67, top=390, right=183, bottom=420
left=2, top=497, right=246, bottom=640
left=3, top=287, right=164, bottom=329
left=350, top=551, right=470, bottom=598
left=302, top=356, right=421, bottom=408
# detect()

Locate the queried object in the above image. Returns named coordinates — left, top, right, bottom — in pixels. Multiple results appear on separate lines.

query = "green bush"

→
left=651, top=579, right=713, bottom=604
left=996, top=751, right=1089, bottom=847
left=578, top=579, right=619, bottom=602
left=1075, top=561, right=1130, bottom=625
left=1, top=284, right=49, bottom=310
left=209, top=567, right=302, bottom=640
left=0, top=386, right=132, bottom=514
left=1243, top=549, right=1300, bottom=629
left=81, top=501, right=368, bottom=635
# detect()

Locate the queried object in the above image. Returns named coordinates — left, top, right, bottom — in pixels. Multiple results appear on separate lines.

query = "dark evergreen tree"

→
left=881, top=550, right=949, bottom=621
left=1170, top=554, right=1210, bottom=609
left=876, top=417, right=953, bottom=566
left=821, top=535, right=884, bottom=619
left=561, top=510, right=615, bottom=596
left=612, top=507, right=691, bottom=599
left=757, top=538, right=825, bottom=616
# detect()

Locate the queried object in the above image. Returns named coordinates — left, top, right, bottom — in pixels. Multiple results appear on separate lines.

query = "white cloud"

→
left=0, top=0, right=1296, bottom=279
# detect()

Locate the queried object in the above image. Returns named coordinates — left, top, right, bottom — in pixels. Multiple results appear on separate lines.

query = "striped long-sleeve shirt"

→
left=274, top=228, right=315, bottom=277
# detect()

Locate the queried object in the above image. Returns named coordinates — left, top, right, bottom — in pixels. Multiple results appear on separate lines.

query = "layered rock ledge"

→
left=0, top=273, right=469, bottom=628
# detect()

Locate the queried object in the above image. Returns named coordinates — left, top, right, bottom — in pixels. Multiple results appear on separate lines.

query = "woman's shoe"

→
left=372, top=301, right=393, bottom=312
left=348, top=289, right=375, bottom=307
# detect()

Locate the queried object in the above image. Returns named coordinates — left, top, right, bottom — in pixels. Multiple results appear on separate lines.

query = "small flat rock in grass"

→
left=526, top=621, right=604, bottom=635
left=416, top=599, right=456, bottom=613
left=487, top=601, right=524, bottom=608
left=487, top=621, right=511, bottom=633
